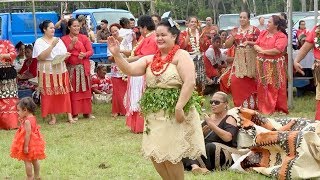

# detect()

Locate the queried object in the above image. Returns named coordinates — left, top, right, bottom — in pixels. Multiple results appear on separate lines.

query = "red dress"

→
left=0, top=40, right=18, bottom=130
left=220, top=45, right=235, bottom=94
left=305, top=26, right=320, bottom=120
left=229, top=26, right=260, bottom=109
left=256, top=30, right=288, bottom=114
left=19, top=58, right=37, bottom=78
left=203, top=45, right=220, bottom=79
left=126, top=33, right=157, bottom=133
left=33, top=38, right=72, bottom=117
left=10, top=116, right=46, bottom=161
left=91, top=74, right=112, bottom=94
left=61, top=34, right=93, bottom=116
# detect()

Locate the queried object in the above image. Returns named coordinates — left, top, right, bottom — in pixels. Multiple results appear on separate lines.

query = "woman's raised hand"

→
left=107, top=36, right=121, bottom=56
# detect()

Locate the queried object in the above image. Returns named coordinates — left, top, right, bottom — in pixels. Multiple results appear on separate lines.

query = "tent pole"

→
left=287, top=0, right=293, bottom=108
left=32, top=0, right=37, bottom=39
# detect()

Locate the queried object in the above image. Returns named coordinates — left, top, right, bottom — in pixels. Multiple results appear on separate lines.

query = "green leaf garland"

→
left=140, top=88, right=204, bottom=116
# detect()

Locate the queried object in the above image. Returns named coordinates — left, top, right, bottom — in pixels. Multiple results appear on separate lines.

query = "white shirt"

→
left=32, top=38, right=67, bottom=61
left=119, top=28, right=134, bottom=51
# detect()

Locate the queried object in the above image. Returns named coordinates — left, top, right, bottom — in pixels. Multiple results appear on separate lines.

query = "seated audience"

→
left=91, top=65, right=113, bottom=95
left=182, top=91, right=239, bottom=174
left=13, top=41, right=25, bottom=72
left=17, top=44, right=37, bottom=90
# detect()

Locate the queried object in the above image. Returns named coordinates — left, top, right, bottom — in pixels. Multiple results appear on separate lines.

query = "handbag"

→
left=92, top=92, right=112, bottom=104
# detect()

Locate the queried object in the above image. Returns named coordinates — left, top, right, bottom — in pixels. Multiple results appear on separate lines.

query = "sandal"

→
left=191, top=167, right=210, bottom=175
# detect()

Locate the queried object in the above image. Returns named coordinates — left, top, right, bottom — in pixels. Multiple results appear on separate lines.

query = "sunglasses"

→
left=209, top=100, right=225, bottom=105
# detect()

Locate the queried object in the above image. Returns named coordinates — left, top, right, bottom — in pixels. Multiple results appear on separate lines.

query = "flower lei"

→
left=314, top=24, right=320, bottom=49
left=188, top=28, right=200, bottom=54
left=150, top=45, right=180, bottom=76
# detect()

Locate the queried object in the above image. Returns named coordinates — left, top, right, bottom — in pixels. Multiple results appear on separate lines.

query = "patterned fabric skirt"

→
left=192, top=54, right=205, bottom=87
left=0, top=68, right=18, bottom=130
left=68, top=65, right=92, bottom=116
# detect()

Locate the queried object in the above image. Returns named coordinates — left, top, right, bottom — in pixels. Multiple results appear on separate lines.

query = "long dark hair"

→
left=157, top=18, right=180, bottom=45
left=66, top=18, right=79, bottom=35
left=271, top=15, right=287, bottom=36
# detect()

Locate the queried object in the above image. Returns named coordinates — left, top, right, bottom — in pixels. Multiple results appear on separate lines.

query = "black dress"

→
left=182, top=115, right=239, bottom=171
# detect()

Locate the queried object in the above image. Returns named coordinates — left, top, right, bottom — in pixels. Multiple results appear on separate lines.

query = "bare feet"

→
left=84, top=114, right=95, bottom=119
left=68, top=114, right=76, bottom=124
left=191, top=164, right=209, bottom=175
left=48, top=115, right=56, bottom=125
left=191, top=167, right=210, bottom=175
left=112, top=113, right=118, bottom=118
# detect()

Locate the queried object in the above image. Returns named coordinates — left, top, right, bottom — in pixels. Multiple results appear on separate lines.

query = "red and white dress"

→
left=126, top=32, right=157, bottom=133
left=229, top=26, right=260, bottom=109
left=0, top=40, right=18, bottom=130
left=108, top=51, right=127, bottom=116
left=32, top=38, right=72, bottom=117
left=255, top=30, right=288, bottom=114
left=91, top=74, right=112, bottom=94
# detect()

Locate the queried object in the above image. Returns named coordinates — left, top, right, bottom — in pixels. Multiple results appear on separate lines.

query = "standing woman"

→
left=254, top=15, right=288, bottom=114
left=180, top=16, right=205, bottom=95
left=32, top=20, right=73, bottom=124
left=107, top=18, right=205, bottom=180
left=108, top=23, right=127, bottom=117
left=125, top=15, right=157, bottom=133
left=61, top=18, right=94, bottom=120
left=0, top=40, right=18, bottom=129
left=294, top=24, right=320, bottom=120
left=224, top=11, right=260, bottom=109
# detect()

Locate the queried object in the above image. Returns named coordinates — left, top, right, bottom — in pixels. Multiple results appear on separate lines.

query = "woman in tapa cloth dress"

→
left=125, top=15, right=157, bottom=133
left=107, top=18, right=205, bottom=180
left=0, top=39, right=18, bottom=129
left=294, top=24, right=320, bottom=120
left=32, top=20, right=74, bottom=124
left=224, top=11, right=260, bottom=109
left=180, top=16, right=206, bottom=95
left=253, top=15, right=288, bottom=115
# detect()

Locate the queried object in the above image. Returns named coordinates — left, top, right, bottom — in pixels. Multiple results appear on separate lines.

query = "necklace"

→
left=151, top=45, right=180, bottom=76
left=188, top=28, right=200, bottom=54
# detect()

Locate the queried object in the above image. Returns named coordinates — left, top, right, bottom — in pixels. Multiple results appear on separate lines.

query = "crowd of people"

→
left=2, top=10, right=320, bottom=180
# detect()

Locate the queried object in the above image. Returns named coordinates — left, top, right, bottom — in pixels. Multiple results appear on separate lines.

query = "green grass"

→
left=0, top=92, right=316, bottom=179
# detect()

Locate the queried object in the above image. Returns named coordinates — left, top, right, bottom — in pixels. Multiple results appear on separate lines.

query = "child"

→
left=10, top=97, right=46, bottom=180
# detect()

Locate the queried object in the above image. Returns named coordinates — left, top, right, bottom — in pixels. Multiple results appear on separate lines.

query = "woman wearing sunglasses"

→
left=183, top=91, right=239, bottom=174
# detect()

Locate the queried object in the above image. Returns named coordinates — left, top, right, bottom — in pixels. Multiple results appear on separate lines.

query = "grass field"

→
left=0, top=92, right=316, bottom=179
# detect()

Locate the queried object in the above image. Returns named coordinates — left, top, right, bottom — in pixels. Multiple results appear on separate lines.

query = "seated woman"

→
left=17, top=44, right=37, bottom=90
left=91, top=65, right=112, bottom=103
left=13, top=41, right=25, bottom=72
left=203, top=35, right=227, bottom=95
left=182, top=91, right=239, bottom=174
